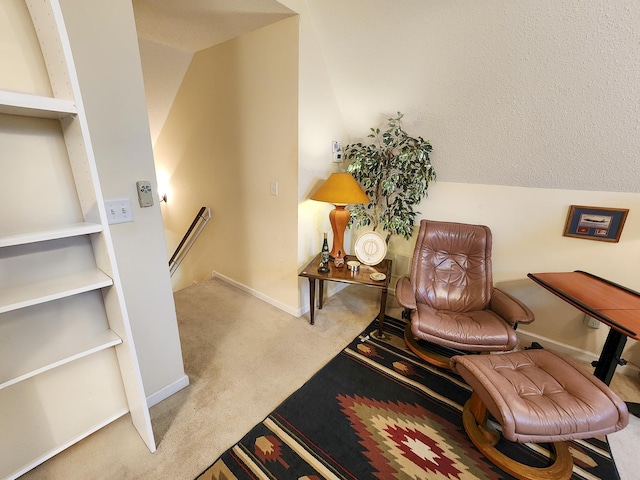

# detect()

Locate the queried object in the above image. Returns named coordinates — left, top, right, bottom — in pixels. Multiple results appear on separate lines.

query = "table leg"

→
left=592, top=328, right=640, bottom=418
left=307, top=278, right=316, bottom=325
left=594, top=328, right=627, bottom=385
left=373, top=286, right=389, bottom=339
left=318, top=279, right=324, bottom=310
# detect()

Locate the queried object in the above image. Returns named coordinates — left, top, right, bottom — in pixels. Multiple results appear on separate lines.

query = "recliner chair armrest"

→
left=490, top=288, right=535, bottom=326
left=396, top=277, right=417, bottom=310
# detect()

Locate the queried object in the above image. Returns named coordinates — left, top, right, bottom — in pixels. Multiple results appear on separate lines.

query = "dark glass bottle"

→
left=321, top=232, right=330, bottom=264
left=318, top=232, right=330, bottom=273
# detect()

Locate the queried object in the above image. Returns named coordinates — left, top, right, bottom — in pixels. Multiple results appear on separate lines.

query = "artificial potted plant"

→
left=345, top=112, right=436, bottom=243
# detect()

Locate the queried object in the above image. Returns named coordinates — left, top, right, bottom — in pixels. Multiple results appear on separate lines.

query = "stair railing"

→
left=169, top=206, right=211, bottom=276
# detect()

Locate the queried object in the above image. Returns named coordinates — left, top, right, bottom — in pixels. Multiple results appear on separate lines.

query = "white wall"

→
left=58, top=0, right=187, bottom=401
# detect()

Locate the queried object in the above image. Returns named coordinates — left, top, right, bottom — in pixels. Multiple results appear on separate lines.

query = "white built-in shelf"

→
left=0, top=222, right=103, bottom=247
left=0, top=269, right=113, bottom=314
left=0, top=329, right=122, bottom=390
left=0, top=89, right=76, bottom=119
left=0, top=4, right=157, bottom=474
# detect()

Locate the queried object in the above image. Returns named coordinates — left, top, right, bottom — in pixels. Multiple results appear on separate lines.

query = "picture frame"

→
left=563, top=205, right=629, bottom=243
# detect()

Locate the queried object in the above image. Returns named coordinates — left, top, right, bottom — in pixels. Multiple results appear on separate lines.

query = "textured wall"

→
left=308, top=0, right=640, bottom=193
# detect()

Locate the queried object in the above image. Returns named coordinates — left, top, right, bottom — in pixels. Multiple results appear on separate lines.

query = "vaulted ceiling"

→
left=132, top=0, right=295, bottom=52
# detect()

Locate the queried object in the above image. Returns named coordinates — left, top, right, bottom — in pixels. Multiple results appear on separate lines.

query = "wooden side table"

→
left=299, top=253, right=392, bottom=337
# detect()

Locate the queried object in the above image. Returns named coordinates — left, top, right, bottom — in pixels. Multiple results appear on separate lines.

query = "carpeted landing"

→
left=197, top=317, right=621, bottom=480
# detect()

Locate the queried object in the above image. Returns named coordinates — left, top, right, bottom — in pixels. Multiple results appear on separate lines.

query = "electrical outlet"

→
left=105, top=198, right=134, bottom=224
left=270, top=180, right=279, bottom=196
left=583, top=315, right=600, bottom=329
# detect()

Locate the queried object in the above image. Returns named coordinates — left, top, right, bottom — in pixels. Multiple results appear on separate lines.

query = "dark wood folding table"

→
left=528, top=270, right=640, bottom=387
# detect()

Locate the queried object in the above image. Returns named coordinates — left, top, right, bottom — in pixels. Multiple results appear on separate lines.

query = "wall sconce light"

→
left=156, top=170, right=170, bottom=204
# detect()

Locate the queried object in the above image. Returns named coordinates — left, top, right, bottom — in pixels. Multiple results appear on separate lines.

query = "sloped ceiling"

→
left=133, top=0, right=295, bottom=52
left=132, top=0, right=296, bottom=144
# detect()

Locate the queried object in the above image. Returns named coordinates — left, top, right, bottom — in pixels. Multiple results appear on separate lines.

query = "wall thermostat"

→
left=136, top=180, right=154, bottom=207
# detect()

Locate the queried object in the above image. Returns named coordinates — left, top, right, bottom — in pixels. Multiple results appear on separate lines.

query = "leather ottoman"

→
left=451, top=349, right=629, bottom=480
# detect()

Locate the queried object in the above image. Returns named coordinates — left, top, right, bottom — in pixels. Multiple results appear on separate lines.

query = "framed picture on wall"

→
left=563, top=205, right=629, bottom=243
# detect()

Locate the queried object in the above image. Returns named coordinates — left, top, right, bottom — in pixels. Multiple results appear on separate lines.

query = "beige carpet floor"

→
left=19, top=278, right=640, bottom=480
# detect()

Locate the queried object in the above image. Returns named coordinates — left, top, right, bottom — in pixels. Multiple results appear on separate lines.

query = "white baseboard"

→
left=211, top=270, right=397, bottom=319
left=211, top=270, right=354, bottom=318
left=146, top=374, right=190, bottom=408
left=517, top=329, right=639, bottom=378
left=211, top=271, right=300, bottom=317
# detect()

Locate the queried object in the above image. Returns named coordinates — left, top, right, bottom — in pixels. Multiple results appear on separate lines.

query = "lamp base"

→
left=329, top=205, right=349, bottom=259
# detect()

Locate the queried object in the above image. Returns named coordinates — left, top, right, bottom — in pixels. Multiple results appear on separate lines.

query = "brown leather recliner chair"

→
left=396, top=220, right=535, bottom=367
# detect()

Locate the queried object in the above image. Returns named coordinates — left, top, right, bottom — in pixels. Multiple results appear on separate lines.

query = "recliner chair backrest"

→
left=409, top=220, right=493, bottom=312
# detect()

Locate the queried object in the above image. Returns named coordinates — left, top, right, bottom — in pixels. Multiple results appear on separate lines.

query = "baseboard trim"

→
left=211, top=271, right=300, bottom=317
left=517, top=329, right=639, bottom=378
left=147, top=374, right=190, bottom=408
left=212, top=271, right=399, bottom=319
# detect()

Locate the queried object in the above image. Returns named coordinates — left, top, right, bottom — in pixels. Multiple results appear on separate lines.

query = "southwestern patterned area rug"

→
left=196, top=316, right=621, bottom=480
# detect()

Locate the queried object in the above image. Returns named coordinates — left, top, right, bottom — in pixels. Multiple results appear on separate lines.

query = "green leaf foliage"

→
left=345, top=112, right=436, bottom=242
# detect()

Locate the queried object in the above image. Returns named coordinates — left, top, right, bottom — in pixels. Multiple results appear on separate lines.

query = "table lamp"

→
left=310, top=173, right=369, bottom=259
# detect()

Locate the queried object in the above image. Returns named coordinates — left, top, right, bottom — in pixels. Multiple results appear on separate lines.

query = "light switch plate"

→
left=105, top=198, right=133, bottom=224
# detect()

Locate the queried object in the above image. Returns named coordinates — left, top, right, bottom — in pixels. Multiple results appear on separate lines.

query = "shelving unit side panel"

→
left=103, top=286, right=157, bottom=453
left=25, top=0, right=74, bottom=101
left=60, top=115, right=104, bottom=225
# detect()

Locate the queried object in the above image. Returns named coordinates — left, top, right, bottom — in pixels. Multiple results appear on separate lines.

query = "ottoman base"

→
left=462, top=391, right=573, bottom=480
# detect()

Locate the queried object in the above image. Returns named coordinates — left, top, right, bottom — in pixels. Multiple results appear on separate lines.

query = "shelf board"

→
left=0, top=350, right=128, bottom=479
left=0, top=222, right=103, bottom=247
left=6, top=408, right=128, bottom=480
left=0, top=329, right=122, bottom=390
left=0, top=90, right=76, bottom=118
left=0, top=269, right=113, bottom=314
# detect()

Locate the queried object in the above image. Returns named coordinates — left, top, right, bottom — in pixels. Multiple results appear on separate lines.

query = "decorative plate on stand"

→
left=354, top=231, right=387, bottom=266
